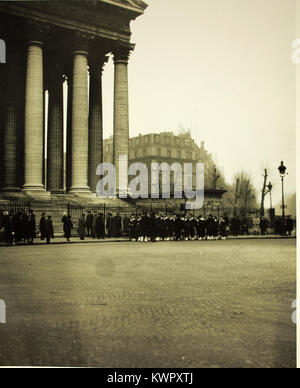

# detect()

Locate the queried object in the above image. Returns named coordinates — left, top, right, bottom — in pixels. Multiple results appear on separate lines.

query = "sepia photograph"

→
left=0, top=0, right=298, bottom=371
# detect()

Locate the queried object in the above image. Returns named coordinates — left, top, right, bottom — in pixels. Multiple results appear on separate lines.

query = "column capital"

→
left=72, top=31, right=95, bottom=54
left=89, top=53, right=109, bottom=76
left=26, top=20, right=50, bottom=45
left=113, top=41, right=135, bottom=63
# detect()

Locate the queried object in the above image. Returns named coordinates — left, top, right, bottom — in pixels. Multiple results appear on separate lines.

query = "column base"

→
left=69, top=186, right=92, bottom=196
left=49, top=189, right=66, bottom=195
left=1, top=186, right=21, bottom=193
left=22, top=185, right=50, bottom=197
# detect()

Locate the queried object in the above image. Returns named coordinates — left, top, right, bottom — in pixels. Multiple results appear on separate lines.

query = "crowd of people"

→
left=126, top=214, right=274, bottom=242
left=0, top=208, right=295, bottom=246
left=0, top=210, right=53, bottom=246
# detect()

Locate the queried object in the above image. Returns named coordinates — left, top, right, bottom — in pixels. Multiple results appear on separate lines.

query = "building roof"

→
left=99, top=0, right=148, bottom=13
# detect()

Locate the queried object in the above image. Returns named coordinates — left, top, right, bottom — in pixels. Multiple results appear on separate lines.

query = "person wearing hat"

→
left=45, top=216, right=54, bottom=244
left=39, top=213, right=46, bottom=241
left=2, top=211, right=13, bottom=246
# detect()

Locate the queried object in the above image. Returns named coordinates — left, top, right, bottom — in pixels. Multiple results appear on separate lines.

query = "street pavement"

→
left=0, top=239, right=296, bottom=368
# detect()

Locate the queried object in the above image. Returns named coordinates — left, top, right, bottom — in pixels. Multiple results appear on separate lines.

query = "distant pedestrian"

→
left=63, top=215, right=73, bottom=242
left=95, top=213, right=105, bottom=239
left=78, top=213, right=86, bottom=240
left=92, top=212, right=97, bottom=238
left=39, top=213, right=46, bottom=241
left=286, top=216, right=294, bottom=236
left=260, top=217, right=269, bottom=236
left=28, top=211, right=36, bottom=245
left=2, top=211, right=13, bottom=246
left=106, top=213, right=113, bottom=238
left=45, top=216, right=54, bottom=244
left=86, top=211, right=93, bottom=237
left=114, top=213, right=122, bottom=238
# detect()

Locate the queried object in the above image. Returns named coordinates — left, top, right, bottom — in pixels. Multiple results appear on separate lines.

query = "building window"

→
left=186, top=152, right=192, bottom=160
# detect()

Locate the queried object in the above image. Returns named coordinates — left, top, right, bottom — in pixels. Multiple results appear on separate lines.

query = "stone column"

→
left=66, top=69, right=73, bottom=193
left=69, top=35, right=90, bottom=193
left=88, top=54, right=108, bottom=193
left=2, top=44, right=21, bottom=192
left=22, top=24, right=46, bottom=193
left=0, top=65, right=5, bottom=189
left=47, top=62, right=64, bottom=193
left=113, top=42, right=133, bottom=196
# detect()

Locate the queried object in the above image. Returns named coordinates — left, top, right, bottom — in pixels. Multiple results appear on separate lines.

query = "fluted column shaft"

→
left=47, top=64, right=64, bottom=193
left=66, top=74, right=73, bottom=193
left=69, top=46, right=90, bottom=193
left=113, top=43, right=132, bottom=196
left=88, top=55, right=107, bottom=193
left=2, top=45, right=21, bottom=192
left=22, top=39, right=45, bottom=192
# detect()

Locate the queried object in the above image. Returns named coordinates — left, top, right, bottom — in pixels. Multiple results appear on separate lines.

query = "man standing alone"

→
left=45, top=216, right=54, bottom=244
left=86, top=211, right=93, bottom=237
left=39, top=213, right=46, bottom=241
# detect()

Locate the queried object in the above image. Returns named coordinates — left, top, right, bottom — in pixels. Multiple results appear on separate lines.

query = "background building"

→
left=104, top=130, right=226, bottom=190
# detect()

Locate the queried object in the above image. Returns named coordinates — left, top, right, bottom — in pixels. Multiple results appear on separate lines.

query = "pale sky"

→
left=102, top=0, right=297, bottom=205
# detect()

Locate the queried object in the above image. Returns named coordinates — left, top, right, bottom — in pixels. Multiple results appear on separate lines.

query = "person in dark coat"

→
left=63, top=215, right=73, bottom=242
left=106, top=214, right=113, bottom=238
left=39, top=213, right=46, bottom=241
left=12, top=212, right=22, bottom=243
left=149, top=212, right=157, bottom=242
left=114, top=213, right=122, bottom=238
left=260, top=217, right=269, bottom=236
left=219, top=217, right=227, bottom=239
left=95, top=213, right=105, bottom=239
left=45, top=216, right=54, bottom=244
left=2, top=212, right=13, bottom=246
left=78, top=214, right=86, bottom=240
left=123, top=215, right=130, bottom=237
left=28, top=211, right=36, bottom=245
left=92, top=212, right=97, bottom=238
left=197, top=216, right=206, bottom=240
left=286, top=216, right=294, bottom=236
left=174, top=215, right=183, bottom=241
left=206, top=215, right=214, bottom=240
left=129, top=214, right=138, bottom=241
left=21, top=212, right=29, bottom=243
left=85, top=211, right=93, bottom=237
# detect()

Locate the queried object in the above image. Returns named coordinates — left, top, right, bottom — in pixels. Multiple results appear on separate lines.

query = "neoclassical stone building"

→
left=0, top=0, right=147, bottom=196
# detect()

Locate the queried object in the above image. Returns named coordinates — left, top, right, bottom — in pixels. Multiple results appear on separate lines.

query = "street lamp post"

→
left=278, top=161, right=287, bottom=219
left=267, top=182, right=273, bottom=210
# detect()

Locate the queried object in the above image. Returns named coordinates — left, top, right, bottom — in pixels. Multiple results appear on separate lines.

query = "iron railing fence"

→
left=67, top=202, right=262, bottom=236
left=0, top=201, right=31, bottom=215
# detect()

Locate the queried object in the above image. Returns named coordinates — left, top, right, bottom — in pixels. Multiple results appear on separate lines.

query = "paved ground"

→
left=0, top=239, right=296, bottom=368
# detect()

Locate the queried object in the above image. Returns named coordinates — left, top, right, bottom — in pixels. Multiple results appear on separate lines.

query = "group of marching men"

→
left=127, top=213, right=294, bottom=242
left=128, top=213, right=230, bottom=242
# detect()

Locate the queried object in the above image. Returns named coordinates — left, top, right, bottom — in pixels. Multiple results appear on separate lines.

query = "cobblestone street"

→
left=0, top=239, right=296, bottom=368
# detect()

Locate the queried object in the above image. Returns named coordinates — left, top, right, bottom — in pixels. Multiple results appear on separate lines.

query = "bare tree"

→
left=260, top=169, right=268, bottom=218
left=223, top=171, right=258, bottom=213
